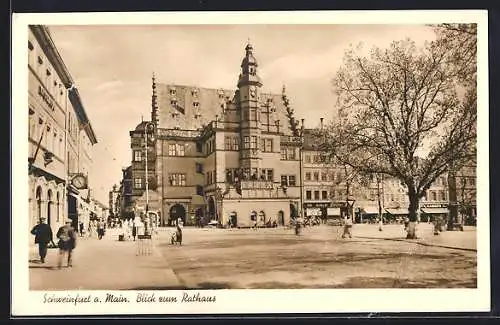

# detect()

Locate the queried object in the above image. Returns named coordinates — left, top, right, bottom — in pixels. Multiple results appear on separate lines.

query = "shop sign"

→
left=38, top=85, right=54, bottom=110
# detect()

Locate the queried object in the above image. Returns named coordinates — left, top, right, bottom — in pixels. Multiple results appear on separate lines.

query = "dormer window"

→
left=37, top=56, right=43, bottom=65
left=191, top=89, right=198, bottom=97
left=170, top=100, right=177, bottom=106
left=28, top=41, right=34, bottom=51
left=169, top=88, right=176, bottom=96
left=193, top=101, right=200, bottom=108
left=46, top=69, right=51, bottom=76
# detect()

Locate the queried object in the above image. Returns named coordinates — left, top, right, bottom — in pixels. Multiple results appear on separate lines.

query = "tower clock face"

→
left=250, top=86, right=256, bottom=98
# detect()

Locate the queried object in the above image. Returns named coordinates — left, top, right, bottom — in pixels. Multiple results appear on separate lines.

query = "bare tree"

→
left=325, top=29, right=477, bottom=238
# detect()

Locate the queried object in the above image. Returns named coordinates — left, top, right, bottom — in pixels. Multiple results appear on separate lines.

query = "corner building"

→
left=131, top=43, right=301, bottom=227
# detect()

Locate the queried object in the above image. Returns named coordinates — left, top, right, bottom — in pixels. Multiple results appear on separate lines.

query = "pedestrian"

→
left=341, top=215, right=353, bottom=239
left=97, top=219, right=105, bottom=240
left=132, top=218, right=138, bottom=241
left=378, top=217, right=383, bottom=232
left=403, top=216, right=410, bottom=232
left=56, top=219, right=77, bottom=268
left=30, top=217, right=55, bottom=263
left=79, top=221, right=84, bottom=237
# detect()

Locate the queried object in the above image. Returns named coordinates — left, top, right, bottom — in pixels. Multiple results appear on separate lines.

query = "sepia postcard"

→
left=11, top=10, right=490, bottom=316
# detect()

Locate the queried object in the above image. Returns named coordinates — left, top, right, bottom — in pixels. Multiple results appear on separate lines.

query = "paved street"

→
left=29, top=228, right=182, bottom=290
left=29, top=224, right=476, bottom=290
left=155, top=224, right=477, bottom=289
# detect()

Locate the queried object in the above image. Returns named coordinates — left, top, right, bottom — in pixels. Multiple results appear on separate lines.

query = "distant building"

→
left=108, top=184, right=120, bottom=218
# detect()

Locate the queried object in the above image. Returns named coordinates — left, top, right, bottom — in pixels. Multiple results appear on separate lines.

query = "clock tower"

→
left=237, top=42, right=263, bottom=180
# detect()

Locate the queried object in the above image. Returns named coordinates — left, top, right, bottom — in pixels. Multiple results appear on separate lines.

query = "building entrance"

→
left=169, top=204, right=186, bottom=226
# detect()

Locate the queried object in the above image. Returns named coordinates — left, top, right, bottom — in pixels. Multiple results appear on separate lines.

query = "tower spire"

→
left=151, top=71, right=159, bottom=127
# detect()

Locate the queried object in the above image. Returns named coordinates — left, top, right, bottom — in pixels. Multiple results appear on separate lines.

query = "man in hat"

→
left=30, top=217, right=54, bottom=263
left=56, top=218, right=77, bottom=268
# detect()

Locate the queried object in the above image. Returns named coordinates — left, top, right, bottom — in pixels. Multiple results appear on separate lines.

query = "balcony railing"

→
left=240, top=180, right=274, bottom=190
left=157, top=128, right=202, bottom=139
left=280, top=135, right=302, bottom=144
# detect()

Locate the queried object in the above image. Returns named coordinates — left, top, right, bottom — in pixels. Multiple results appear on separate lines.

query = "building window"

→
left=225, top=136, right=231, bottom=150
left=304, top=154, right=311, bottom=163
left=196, top=185, right=204, bottom=196
left=314, top=191, right=320, bottom=200
left=322, top=191, right=328, bottom=200
left=281, top=175, right=288, bottom=187
left=431, top=191, right=437, bottom=201
left=134, top=150, right=142, bottom=162
left=170, top=88, right=176, bottom=96
left=168, top=143, right=185, bottom=156
left=313, top=172, right=319, bottom=181
left=193, top=101, right=200, bottom=108
left=321, top=172, right=327, bottom=181
left=289, top=175, right=296, bottom=186
left=170, top=100, right=177, bottom=106
left=169, top=173, right=186, bottom=186
left=196, top=142, right=203, bottom=153
left=281, top=147, right=296, bottom=160
left=305, top=172, right=311, bottom=181
left=261, top=169, right=273, bottom=181
left=263, top=138, right=273, bottom=152
left=468, top=177, right=475, bottom=186
left=195, top=163, right=203, bottom=174
left=243, top=136, right=250, bottom=149
left=134, top=178, right=142, bottom=189
left=439, top=191, right=446, bottom=201
left=251, top=136, right=257, bottom=149
left=306, top=191, right=312, bottom=200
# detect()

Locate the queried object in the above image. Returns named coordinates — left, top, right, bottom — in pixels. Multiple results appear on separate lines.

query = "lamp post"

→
left=143, top=122, right=155, bottom=219
left=298, top=118, right=305, bottom=220
left=346, top=196, right=356, bottom=222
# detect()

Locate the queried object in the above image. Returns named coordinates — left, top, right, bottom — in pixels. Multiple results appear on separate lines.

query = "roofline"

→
left=69, top=87, right=98, bottom=144
left=30, top=25, right=74, bottom=88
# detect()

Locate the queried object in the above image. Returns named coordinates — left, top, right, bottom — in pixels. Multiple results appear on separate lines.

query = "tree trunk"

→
left=407, top=189, right=419, bottom=239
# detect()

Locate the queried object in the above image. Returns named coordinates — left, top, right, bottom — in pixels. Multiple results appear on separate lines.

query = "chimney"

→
left=320, top=117, right=324, bottom=130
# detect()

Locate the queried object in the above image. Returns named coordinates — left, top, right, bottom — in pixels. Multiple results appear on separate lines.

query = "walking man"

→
left=56, top=219, right=77, bottom=268
left=342, top=215, right=353, bottom=239
left=30, top=217, right=54, bottom=263
left=79, top=221, right=84, bottom=237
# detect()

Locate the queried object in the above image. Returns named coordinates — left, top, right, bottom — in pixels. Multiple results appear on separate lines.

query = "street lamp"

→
left=143, top=122, right=155, bottom=219
left=346, top=196, right=356, bottom=222
left=298, top=118, right=305, bottom=220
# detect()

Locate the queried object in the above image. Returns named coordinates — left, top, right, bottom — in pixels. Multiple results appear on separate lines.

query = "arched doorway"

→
left=169, top=204, right=186, bottom=226
left=36, top=186, right=42, bottom=223
left=230, top=211, right=237, bottom=228
left=258, top=210, right=266, bottom=226
left=290, top=203, right=297, bottom=219
left=208, top=197, right=216, bottom=221
left=250, top=210, right=257, bottom=227
left=278, top=210, right=285, bottom=226
left=195, top=207, right=204, bottom=227
left=47, top=190, right=53, bottom=228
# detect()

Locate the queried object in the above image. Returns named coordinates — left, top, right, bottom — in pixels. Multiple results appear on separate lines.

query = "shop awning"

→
left=191, top=195, right=205, bottom=206
left=385, top=208, right=408, bottom=215
left=363, top=206, right=379, bottom=214
left=327, top=208, right=341, bottom=216
left=421, top=208, right=449, bottom=214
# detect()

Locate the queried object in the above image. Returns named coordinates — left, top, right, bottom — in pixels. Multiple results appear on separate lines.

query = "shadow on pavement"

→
left=354, top=236, right=477, bottom=252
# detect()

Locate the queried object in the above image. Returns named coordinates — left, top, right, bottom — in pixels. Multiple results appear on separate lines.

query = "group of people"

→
left=31, top=217, right=77, bottom=268
left=119, top=212, right=157, bottom=241
left=78, top=219, right=106, bottom=240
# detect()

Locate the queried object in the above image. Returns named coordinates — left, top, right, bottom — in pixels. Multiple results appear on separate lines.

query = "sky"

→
left=47, top=24, right=436, bottom=204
